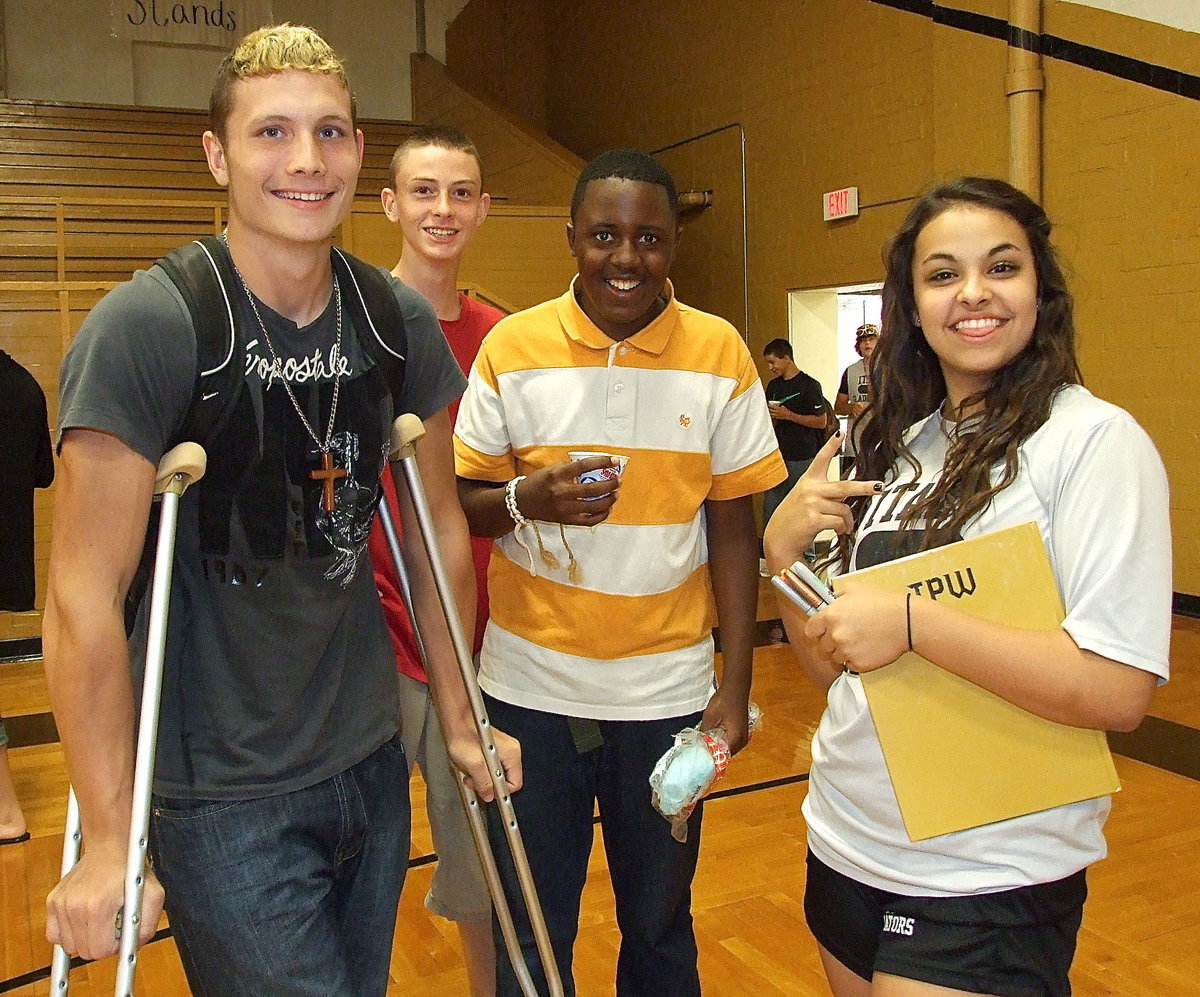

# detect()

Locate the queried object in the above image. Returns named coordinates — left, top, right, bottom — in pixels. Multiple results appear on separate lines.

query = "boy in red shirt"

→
left=369, top=126, right=503, bottom=997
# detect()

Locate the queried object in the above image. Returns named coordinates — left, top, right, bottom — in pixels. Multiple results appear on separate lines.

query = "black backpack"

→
left=819, top=395, right=838, bottom=442
left=156, top=235, right=407, bottom=451
left=124, top=236, right=408, bottom=633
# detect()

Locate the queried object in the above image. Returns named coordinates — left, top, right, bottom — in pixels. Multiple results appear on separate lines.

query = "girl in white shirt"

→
left=764, top=177, right=1170, bottom=997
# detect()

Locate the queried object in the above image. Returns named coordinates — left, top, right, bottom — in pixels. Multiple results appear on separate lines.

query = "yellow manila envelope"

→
left=832, top=521, right=1119, bottom=841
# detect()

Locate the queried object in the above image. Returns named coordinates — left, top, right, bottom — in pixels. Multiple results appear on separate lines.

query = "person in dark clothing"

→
left=0, top=350, right=54, bottom=612
left=0, top=349, right=52, bottom=846
left=761, top=338, right=826, bottom=526
left=43, top=25, right=517, bottom=994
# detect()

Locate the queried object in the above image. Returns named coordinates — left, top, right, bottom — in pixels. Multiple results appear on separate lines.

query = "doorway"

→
left=786, top=282, right=883, bottom=403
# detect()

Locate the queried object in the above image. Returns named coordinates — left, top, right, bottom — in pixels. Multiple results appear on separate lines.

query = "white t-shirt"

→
left=838, top=358, right=870, bottom=458
left=804, top=385, right=1171, bottom=896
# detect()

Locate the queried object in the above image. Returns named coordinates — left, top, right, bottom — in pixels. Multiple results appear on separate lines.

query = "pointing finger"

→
left=799, top=435, right=882, bottom=497
left=801, top=431, right=846, bottom=481
left=830, top=478, right=884, bottom=499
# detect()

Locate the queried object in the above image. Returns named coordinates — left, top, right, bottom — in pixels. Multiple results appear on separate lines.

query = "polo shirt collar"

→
left=557, top=276, right=679, bottom=356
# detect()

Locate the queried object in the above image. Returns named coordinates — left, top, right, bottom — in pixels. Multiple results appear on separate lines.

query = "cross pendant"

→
left=310, top=449, right=347, bottom=513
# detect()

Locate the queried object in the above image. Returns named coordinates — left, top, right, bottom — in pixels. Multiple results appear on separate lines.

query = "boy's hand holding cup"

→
left=564, top=451, right=628, bottom=526
left=568, top=451, right=628, bottom=499
left=520, top=452, right=628, bottom=526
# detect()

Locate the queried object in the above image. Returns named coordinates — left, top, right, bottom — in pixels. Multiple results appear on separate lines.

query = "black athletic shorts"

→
left=804, top=850, right=1086, bottom=997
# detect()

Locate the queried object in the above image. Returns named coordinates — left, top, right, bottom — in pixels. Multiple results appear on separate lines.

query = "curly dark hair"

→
left=837, top=176, right=1083, bottom=567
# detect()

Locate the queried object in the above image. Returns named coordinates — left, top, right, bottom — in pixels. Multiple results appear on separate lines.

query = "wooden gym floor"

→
left=3, top=583, right=1199, bottom=995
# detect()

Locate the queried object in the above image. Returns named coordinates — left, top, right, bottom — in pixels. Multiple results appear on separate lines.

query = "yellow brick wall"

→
left=446, top=0, right=1200, bottom=595
left=408, top=53, right=581, bottom=207
left=1039, top=5, right=1200, bottom=588
left=444, top=0, right=550, bottom=133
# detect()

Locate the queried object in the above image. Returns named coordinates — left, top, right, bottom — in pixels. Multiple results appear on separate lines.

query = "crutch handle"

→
left=388, top=413, right=426, bottom=461
left=154, top=442, right=206, bottom=496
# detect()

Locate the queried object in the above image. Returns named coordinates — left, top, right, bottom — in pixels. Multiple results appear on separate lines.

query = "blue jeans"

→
left=483, top=695, right=704, bottom=997
left=762, top=457, right=813, bottom=527
left=149, top=735, right=411, bottom=997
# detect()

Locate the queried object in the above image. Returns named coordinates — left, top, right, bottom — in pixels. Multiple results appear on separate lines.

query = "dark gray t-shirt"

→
left=59, top=260, right=464, bottom=799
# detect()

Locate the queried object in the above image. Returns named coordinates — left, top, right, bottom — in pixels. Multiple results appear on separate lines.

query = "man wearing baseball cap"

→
left=835, top=323, right=878, bottom=476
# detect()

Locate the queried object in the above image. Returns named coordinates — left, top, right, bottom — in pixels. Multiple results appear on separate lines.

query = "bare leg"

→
left=874, top=973, right=999, bottom=997
left=817, top=943, right=871, bottom=997
left=0, top=743, right=29, bottom=840
left=817, top=945, right=1001, bottom=997
left=457, top=916, right=496, bottom=997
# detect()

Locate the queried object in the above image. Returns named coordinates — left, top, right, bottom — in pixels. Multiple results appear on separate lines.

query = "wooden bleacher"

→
left=0, top=98, right=418, bottom=282
left=0, top=92, right=579, bottom=648
left=0, top=99, right=413, bottom=199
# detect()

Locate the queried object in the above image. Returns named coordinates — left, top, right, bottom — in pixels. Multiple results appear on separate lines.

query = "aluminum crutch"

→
left=381, top=413, right=563, bottom=997
left=51, top=442, right=207, bottom=996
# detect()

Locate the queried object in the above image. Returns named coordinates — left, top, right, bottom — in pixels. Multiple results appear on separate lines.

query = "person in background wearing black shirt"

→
left=762, top=338, right=827, bottom=527
left=0, top=348, right=54, bottom=846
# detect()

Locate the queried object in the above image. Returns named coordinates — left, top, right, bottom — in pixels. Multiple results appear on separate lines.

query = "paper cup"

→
left=568, top=451, right=628, bottom=498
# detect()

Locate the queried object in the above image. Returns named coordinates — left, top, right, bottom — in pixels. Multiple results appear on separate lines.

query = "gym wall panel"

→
left=443, top=0, right=550, bottom=133
left=409, top=53, right=580, bottom=207
left=445, top=0, right=1200, bottom=593
left=344, top=204, right=576, bottom=313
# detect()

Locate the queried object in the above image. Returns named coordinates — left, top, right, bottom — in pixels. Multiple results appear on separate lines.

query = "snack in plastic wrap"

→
left=649, top=703, right=762, bottom=842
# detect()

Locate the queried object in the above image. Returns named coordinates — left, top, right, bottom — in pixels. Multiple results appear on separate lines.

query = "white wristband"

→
left=504, top=475, right=537, bottom=574
left=504, top=475, right=528, bottom=526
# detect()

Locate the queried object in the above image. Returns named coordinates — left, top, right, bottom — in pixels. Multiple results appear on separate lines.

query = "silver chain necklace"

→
left=223, top=234, right=346, bottom=512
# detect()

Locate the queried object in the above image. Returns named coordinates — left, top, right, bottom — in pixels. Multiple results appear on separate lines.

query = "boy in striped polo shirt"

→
left=454, top=149, right=785, bottom=996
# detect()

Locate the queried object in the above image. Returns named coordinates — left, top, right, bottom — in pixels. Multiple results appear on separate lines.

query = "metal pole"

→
left=377, top=504, right=547, bottom=996
left=1007, top=0, right=1045, bottom=201
left=651, top=123, right=750, bottom=339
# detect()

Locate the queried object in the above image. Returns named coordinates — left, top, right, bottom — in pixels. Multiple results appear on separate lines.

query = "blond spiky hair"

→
left=209, top=23, right=356, bottom=140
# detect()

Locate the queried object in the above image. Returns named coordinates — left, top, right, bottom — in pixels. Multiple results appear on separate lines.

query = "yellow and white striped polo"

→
left=454, top=279, right=785, bottom=720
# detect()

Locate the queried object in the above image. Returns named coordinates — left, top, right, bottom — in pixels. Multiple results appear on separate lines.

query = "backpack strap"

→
left=126, top=236, right=245, bottom=636
left=159, top=241, right=408, bottom=444
left=820, top=394, right=839, bottom=442
left=126, top=242, right=406, bottom=635
left=156, top=235, right=246, bottom=450
left=332, top=247, right=407, bottom=400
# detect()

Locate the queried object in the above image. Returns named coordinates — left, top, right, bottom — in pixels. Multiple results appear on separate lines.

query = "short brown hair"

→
left=763, top=338, right=793, bottom=360
left=209, top=24, right=355, bottom=142
left=389, top=125, right=483, bottom=188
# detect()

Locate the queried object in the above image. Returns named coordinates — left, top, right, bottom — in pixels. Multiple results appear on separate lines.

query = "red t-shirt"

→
left=370, top=292, right=505, bottom=682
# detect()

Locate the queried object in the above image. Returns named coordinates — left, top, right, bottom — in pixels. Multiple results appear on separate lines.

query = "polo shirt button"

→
left=614, top=382, right=625, bottom=393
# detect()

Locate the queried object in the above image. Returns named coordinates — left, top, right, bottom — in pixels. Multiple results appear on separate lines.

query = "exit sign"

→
left=823, top=187, right=859, bottom=221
